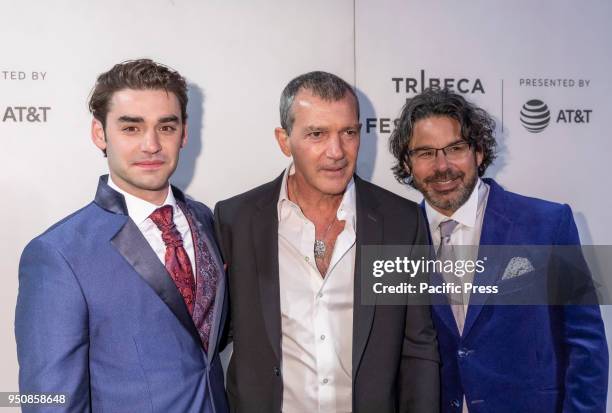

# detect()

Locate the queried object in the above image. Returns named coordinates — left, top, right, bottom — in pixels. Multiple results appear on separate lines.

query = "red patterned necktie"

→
left=149, top=205, right=196, bottom=314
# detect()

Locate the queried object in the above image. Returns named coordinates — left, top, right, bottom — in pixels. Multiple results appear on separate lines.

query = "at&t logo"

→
left=519, top=99, right=592, bottom=133
left=520, top=100, right=550, bottom=133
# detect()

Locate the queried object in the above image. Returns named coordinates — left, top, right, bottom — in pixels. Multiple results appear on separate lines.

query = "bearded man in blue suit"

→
left=15, top=59, right=228, bottom=413
left=389, top=88, right=608, bottom=412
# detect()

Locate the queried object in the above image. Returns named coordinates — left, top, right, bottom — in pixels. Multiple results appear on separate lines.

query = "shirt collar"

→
left=108, top=176, right=177, bottom=225
left=277, top=163, right=356, bottom=227
left=425, top=178, right=483, bottom=231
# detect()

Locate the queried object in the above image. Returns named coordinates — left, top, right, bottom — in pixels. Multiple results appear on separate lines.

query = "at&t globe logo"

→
left=520, top=99, right=550, bottom=133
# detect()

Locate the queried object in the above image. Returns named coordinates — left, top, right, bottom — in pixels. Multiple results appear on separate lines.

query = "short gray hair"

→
left=279, top=71, right=360, bottom=134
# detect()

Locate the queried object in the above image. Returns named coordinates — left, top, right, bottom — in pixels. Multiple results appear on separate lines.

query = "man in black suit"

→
left=215, top=71, right=439, bottom=413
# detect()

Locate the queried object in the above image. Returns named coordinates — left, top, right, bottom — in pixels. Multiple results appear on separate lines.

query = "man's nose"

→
left=142, top=129, right=162, bottom=154
left=433, top=148, right=450, bottom=171
left=326, top=134, right=344, bottom=160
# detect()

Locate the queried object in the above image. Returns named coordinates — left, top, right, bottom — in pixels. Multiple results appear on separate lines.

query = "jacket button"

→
left=457, top=348, right=470, bottom=358
left=273, top=367, right=281, bottom=376
left=450, top=399, right=461, bottom=408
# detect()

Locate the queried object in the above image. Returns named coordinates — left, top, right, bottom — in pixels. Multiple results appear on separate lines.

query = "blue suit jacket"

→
left=15, top=176, right=229, bottom=413
left=427, top=178, right=608, bottom=413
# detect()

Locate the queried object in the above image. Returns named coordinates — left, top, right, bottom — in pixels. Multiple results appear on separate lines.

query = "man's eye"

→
left=123, top=126, right=138, bottom=133
left=418, top=150, right=435, bottom=159
left=309, top=131, right=323, bottom=138
left=160, top=125, right=177, bottom=132
left=447, top=144, right=462, bottom=153
left=345, top=129, right=358, bottom=136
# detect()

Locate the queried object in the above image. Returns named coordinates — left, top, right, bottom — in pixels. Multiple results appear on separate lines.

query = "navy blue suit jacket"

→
left=427, top=178, right=608, bottom=413
left=15, top=176, right=229, bottom=413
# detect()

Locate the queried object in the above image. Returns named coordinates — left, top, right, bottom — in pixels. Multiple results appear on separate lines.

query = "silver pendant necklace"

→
left=314, top=217, right=337, bottom=259
left=289, top=177, right=337, bottom=260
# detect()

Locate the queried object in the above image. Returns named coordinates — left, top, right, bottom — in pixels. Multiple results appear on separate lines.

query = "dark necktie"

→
left=149, top=205, right=196, bottom=315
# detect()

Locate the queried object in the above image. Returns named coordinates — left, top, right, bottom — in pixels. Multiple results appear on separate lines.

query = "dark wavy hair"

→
left=89, top=58, right=188, bottom=128
left=88, top=59, right=188, bottom=157
left=388, top=88, right=497, bottom=186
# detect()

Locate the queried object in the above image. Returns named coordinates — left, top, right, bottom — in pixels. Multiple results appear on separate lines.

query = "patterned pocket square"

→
left=502, top=257, right=535, bottom=280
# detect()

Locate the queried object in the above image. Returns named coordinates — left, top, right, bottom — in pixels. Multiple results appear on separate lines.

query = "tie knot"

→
left=149, top=205, right=174, bottom=227
left=439, top=219, right=458, bottom=240
left=149, top=205, right=183, bottom=248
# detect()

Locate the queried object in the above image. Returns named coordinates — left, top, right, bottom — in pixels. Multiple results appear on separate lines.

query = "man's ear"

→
left=91, top=118, right=107, bottom=152
left=274, top=127, right=292, bottom=157
left=181, top=122, right=188, bottom=148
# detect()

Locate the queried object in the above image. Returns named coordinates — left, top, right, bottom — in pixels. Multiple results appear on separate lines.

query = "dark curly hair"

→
left=388, top=88, right=497, bottom=186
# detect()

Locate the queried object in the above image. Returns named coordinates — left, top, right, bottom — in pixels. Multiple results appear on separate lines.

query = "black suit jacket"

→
left=214, top=173, right=440, bottom=413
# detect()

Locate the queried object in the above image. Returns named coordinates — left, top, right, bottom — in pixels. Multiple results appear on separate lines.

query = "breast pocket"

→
left=493, top=266, right=549, bottom=305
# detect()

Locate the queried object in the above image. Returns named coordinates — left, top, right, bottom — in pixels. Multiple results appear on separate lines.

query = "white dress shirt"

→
left=426, top=179, right=489, bottom=309
left=277, top=164, right=356, bottom=413
left=425, top=178, right=489, bottom=413
left=425, top=179, right=489, bottom=254
left=108, top=176, right=196, bottom=277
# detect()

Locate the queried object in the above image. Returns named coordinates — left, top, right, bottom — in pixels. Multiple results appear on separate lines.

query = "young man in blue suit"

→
left=15, top=59, right=228, bottom=413
left=389, top=88, right=608, bottom=412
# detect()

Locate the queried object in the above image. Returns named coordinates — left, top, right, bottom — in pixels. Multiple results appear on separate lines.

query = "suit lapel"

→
left=352, top=177, right=381, bottom=379
left=462, top=179, right=514, bottom=338
left=94, top=175, right=202, bottom=347
left=111, top=221, right=202, bottom=345
left=253, top=174, right=284, bottom=362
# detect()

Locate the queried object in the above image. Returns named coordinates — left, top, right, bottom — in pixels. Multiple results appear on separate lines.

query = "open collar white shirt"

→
left=425, top=178, right=489, bottom=413
left=426, top=178, right=489, bottom=253
left=425, top=179, right=489, bottom=310
left=108, top=176, right=195, bottom=277
left=277, top=164, right=356, bottom=413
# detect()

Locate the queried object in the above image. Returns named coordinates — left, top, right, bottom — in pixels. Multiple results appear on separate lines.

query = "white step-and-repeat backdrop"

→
left=2, top=0, right=611, bottom=409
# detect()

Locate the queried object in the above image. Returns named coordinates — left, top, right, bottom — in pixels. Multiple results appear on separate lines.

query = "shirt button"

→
left=322, top=378, right=329, bottom=384
left=273, top=367, right=281, bottom=376
left=450, top=399, right=460, bottom=408
left=320, top=335, right=326, bottom=340
left=317, top=293, right=323, bottom=298
left=305, top=257, right=309, bottom=262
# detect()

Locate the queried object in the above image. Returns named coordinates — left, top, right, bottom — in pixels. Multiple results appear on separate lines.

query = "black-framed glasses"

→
left=408, top=141, right=472, bottom=162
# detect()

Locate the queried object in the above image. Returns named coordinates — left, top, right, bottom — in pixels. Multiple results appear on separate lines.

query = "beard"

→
left=414, top=167, right=478, bottom=214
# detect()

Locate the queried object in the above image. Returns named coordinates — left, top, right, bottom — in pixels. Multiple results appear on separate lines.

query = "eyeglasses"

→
left=408, top=141, right=472, bottom=162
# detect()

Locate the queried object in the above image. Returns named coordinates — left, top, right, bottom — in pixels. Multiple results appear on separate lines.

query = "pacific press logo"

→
left=520, top=99, right=550, bottom=133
